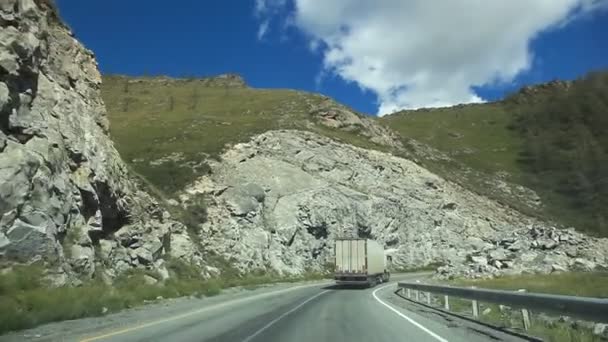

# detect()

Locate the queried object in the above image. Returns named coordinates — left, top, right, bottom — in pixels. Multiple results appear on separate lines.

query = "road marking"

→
left=241, top=290, right=330, bottom=342
left=372, top=284, right=448, bottom=342
left=79, top=282, right=328, bottom=342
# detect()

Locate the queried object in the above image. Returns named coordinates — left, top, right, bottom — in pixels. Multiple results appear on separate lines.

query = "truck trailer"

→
left=334, top=238, right=390, bottom=287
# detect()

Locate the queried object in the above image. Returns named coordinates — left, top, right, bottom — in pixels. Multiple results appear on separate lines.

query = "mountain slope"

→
left=102, top=75, right=402, bottom=194
left=186, top=129, right=608, bottom=276
left=101, top=74, right=608, bottom=277
left=381, top=72, right=608, bottom=236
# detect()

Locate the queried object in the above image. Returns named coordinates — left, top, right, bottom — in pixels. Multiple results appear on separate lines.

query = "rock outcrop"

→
left=436, top=226, right=608, bottom=279
left=306, top=96, right=403, bottom=149
left=0, top=0, right=200, bottom=284
left=182, top=130, right=608, bottom=277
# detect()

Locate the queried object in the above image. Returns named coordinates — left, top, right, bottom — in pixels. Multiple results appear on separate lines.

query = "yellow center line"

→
left=79, top=282, right=328, bottom=342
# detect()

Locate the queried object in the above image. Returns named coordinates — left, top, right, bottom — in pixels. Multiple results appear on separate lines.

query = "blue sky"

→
left=55, top=0, right=608, bottom=115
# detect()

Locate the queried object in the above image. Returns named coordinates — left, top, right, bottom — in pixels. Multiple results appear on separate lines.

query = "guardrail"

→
left=398, top=281, right=608, bottom=330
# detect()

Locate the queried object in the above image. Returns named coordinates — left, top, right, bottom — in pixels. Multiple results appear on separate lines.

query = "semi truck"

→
left=334, top=238, right=391, bottom=287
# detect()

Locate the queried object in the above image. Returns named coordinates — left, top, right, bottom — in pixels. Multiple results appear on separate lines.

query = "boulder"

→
left=489, top=249, right=509, bottom=261
left=99, top=239, right=115, bottom=260
left=507, top=240, right=528, bottom=252
left=519, top=252, right=538, bottom=263
left=538, top=239, right=558, bottom=250
left=142, top=275, right=158, bottom=285
left=594, top=323, right=608, bottom=338
left=69, top=245, right=95, bottom=275
left=541, top=254, right=570, bottom=269
left=502, top=261, right=514, bottom=269
left=222, top=188, right=260, bottom=216
left=242, top=183, right=265, bottom=202
left=0, top=82, right=8, bottom=110
left=0, top=232, right=9, bottom=249
left=3, top=219, right=55, bottom=261
left=169, top=232, right=198, bottom=260
left=18, top=0, right=37, bottom=16
left=466, top=237, right=492, bottom=251
left=469, top=255, right=488, bottom=266
left=572, top=258, right=596, bottom=271
left=499, top=237, right=516, bottom=247
left=154, top=259, right=170, bottom=280
left=551, top=264, right=567, bottom=273
left=142, top=239, right=163, bottom=258
left=134, top=247, right=154, bottom=265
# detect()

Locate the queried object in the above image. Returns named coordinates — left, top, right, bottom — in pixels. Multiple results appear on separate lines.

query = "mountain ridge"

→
left=382, top=70, right=608, bottom=236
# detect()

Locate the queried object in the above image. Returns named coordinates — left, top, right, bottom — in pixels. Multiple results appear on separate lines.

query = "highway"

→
left=0, top=274, right=529, bottom=342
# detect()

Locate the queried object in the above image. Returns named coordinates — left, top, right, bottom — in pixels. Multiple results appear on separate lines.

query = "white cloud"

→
left=257, top=20, right=269, bottom=40
left=256, top=0, right=608, bottom=115
left=254, top=0, right=289, bottom=40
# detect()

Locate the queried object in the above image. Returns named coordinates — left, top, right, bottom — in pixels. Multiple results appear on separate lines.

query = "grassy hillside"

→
left=102, top=72, right=608, bottom=236
left=102, top=75, right=394, bottom=195
left=382, top=71, right=608, bottom=236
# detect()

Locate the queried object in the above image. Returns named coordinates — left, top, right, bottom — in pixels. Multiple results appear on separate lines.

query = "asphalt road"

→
left=1, top=274, right=529, bottom=342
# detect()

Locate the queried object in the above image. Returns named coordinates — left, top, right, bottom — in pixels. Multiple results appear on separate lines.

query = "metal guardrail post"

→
left=426, top=292, right=432, bottom=305
left=472, top=299, right=479, bottom=318
left=415, top=290, right=420, bottom=301
left=407, top=288, right=411, bottom=299
left=444, top=295, right=450, bottom=311
left=518, top=289, right=531, bottom=330
left=521, top=309, right=531, bottom=330
left=471, top=286, right=479, bottom=318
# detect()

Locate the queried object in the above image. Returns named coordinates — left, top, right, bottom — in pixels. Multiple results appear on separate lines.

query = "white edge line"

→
left=373, top=284, right=448, bottom=342
left=242, top=290, right=330, bottom=342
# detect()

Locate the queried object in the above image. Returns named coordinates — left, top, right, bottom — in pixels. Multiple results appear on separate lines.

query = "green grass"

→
left=0, top=261, right=329, bottom=334
left=381, top=103, right=542, bottom=222
left=383, top=103, right=523, bottom=178
left=102, top=72, right=608, bottom=239
left=452, top=272, right=608, bottom=297
left=102, top=76, right=388, bottom=195
left=101, top=75, right=399, bottom=256
left=104, top=80, right=299, bottom=193
left=103, top=73, right=608, bottom=236
left=381, top=71, right=608, bottom=236
left=440, top=272, right=608, bottom=342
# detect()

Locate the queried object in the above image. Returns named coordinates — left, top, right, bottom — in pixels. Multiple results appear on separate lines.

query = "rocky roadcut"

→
left=0, top=0, right=201, bottom=285
left=182, top=130, right=608, bottom=277
left=0, top=0, right=607, bottom=287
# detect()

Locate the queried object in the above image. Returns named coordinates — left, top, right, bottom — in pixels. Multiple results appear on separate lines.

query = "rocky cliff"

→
left=183, top=130, right=608, bottom=278
left=0, top=0, right=200, bottom=284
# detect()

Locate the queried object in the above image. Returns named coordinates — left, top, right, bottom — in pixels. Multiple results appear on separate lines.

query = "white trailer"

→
left=334, top=239, right=390, bottom=287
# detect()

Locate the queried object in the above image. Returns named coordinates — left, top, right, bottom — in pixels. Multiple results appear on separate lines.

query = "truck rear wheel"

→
left=367, top=276, right=377, bottom=288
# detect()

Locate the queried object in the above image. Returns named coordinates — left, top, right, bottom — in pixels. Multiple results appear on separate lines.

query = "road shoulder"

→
left=0, top=280, right=330, bottom=342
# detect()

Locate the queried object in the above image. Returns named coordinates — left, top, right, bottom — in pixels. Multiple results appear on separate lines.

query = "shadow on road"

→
left=322, top=284, right=370, bottom=290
